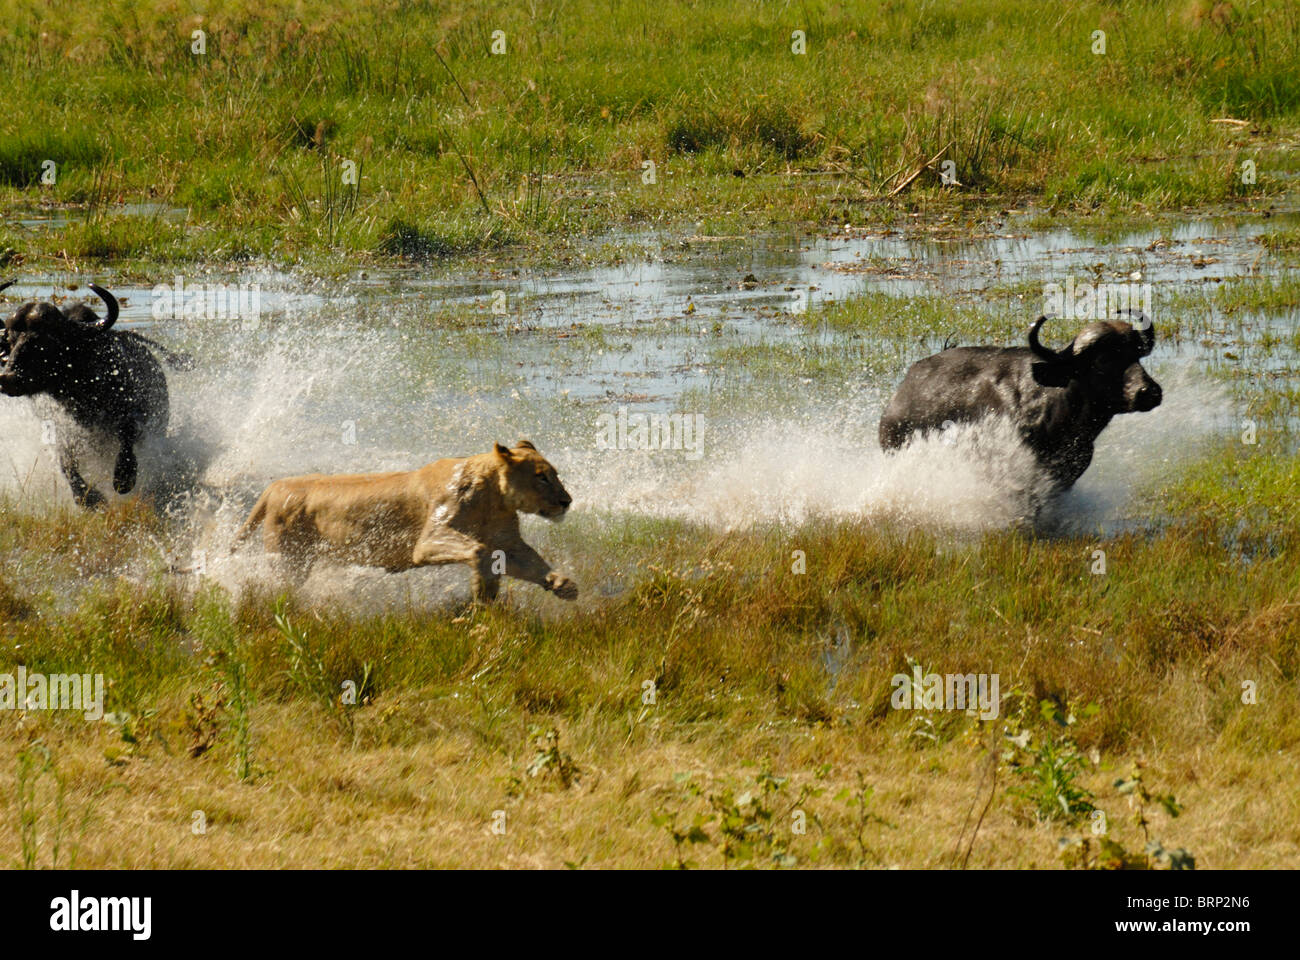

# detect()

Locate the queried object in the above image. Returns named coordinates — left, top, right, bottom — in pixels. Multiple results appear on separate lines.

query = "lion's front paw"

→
left=546, top=572, right=578, bottom=601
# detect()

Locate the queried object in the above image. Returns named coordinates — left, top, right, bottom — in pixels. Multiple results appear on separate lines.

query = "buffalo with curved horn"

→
left=878, top=310, right=1162, bottom=496
left=0, top=280, right=193, bottom=507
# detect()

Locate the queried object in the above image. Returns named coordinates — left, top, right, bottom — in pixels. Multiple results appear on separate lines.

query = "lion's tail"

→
left=231, top=488, right=271, bottom=553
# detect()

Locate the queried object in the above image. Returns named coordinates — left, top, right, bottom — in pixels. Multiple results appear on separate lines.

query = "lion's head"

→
left=493, top=440, right=573, bottom=520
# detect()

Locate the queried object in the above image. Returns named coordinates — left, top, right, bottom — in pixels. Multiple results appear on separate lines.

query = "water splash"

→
left=0, top=335, right=1229, bottom=539
left=0, top=218, right=1243, bottom=609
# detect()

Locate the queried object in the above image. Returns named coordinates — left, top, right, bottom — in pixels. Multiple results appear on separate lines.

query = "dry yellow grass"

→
left=3, top=694, right=1296, bottom=869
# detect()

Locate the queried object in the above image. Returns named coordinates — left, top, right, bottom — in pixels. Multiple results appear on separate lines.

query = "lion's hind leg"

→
left=260, top=514, right=317, bottom=587
left=276, top=540, right=316, bottom=587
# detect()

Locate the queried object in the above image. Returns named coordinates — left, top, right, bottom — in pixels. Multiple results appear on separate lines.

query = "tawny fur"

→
left=233, top=441, right=576, bottom=601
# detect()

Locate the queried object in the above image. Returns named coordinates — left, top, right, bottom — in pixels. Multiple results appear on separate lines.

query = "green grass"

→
left=377, top=216, right=520, bottom=260
left=801, top=290, right=1000, bottom=339
left=1, top=0, right=1298, bottom=265
left=1257, top=227, right=1300, bottom=253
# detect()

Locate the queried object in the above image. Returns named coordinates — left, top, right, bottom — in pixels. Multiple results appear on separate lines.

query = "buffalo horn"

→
left=1027, top=316, right=1066, bottom=362
left=86, top=283, right=119, bottom=331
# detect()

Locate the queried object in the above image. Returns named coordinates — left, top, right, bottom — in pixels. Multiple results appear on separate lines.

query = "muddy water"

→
left=0, top=208, right=1290, bottom=601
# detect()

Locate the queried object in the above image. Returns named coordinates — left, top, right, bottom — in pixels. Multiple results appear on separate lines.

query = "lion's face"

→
left=494, top=441, right=573, bottom=520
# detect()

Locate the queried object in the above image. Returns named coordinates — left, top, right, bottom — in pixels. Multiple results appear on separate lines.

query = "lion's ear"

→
left=493, top=442, right=514, bottom=461
left=515, top=439, right=536, bottom=451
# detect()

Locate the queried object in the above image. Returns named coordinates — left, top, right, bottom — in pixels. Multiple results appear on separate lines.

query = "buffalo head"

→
left=0, top=282, right=119, bottom=397
left=1027, top=311, right=1161, bottom=415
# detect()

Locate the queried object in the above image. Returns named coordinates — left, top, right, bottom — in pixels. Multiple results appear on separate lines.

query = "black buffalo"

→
left=878, top=312, right=1162, bottom=495
left=0, top=280, right=191, bottom=507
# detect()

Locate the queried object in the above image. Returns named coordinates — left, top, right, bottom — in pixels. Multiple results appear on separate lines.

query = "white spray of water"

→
left=560, top=364, right=1227, bottom=537
left=566, top=414, right=1051, bottom=531
left=0, top=323, right=1229, bottom=605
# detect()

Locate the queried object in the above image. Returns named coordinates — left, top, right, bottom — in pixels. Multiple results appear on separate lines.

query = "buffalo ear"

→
left=515, top=439, right=537, bottom=451
left=1031, top=361, right=1073, bottom=388
left=21, top=302, right=58, bottom=332
left=493, top=442, right=514, bottom=461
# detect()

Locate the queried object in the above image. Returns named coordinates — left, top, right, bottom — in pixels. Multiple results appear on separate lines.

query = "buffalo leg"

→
left=57, top=444, right=104, bottom=509
left=112, top=418, right=144, bottom=495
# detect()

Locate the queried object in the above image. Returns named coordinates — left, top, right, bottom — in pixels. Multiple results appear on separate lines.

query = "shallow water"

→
left=0, top=208, right=1290, bottom=601
left=5, top=202, right=189, bottom=230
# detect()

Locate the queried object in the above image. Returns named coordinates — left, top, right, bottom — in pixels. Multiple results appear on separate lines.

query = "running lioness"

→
left=233, top=440, right=577, bottom=601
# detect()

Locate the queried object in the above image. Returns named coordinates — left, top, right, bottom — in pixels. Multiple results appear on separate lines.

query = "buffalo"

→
left=0, top=280, right=192, bottom=507
left=878, top=311, right=1162, bottom=495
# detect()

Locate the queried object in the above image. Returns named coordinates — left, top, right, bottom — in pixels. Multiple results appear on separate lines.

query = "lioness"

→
left=232, top=440, right=578, bottom=602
